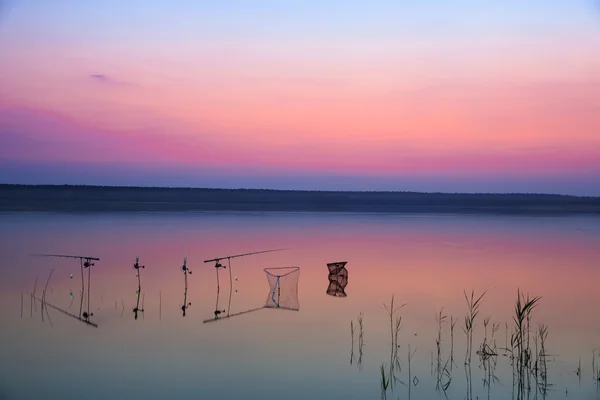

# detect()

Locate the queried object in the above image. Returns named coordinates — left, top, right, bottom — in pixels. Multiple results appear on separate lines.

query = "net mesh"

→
left=327, top=261, right=347, bottom=275
left=264, top=267, right=300, bottom=310
left=326, top=262, right=348, bottom=297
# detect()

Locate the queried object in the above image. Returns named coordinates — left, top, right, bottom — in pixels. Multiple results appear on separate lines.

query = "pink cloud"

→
left=1, top=103, right=599, bottom=177
left=0, top=106, right=229, bottom=165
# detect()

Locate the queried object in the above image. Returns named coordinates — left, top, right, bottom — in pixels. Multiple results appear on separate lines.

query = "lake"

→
left=1, top=211, right=599, bottom=399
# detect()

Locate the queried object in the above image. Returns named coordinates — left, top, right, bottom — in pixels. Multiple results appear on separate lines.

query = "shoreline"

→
left=1, top=184, right=599, bottom=214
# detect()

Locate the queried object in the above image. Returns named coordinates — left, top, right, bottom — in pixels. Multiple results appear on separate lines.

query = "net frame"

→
left=264, top=266, right=300, bottom=310
left=203, top=266, right=300, bottom=323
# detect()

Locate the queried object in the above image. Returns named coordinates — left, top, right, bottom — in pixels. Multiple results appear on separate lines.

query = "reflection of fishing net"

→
left=264, top=267, right=300, bottom=310
left=326, top=262, right=348, bottom=297
left=204, top=266, right=300, bottom=323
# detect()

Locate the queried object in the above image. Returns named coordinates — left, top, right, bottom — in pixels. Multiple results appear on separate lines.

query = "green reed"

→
left=510, top=289, right=540, bottom=396
left=434, top=307, right=448, bottom=390
left=383, top=295, right=405, bottom=390
left=463, top=289, right=487, bottom=365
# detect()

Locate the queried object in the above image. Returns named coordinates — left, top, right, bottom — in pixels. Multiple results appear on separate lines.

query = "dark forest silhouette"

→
left=1, top=184, right=599, bottom=214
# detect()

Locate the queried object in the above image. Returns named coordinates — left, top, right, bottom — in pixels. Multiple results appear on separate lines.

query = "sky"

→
left=0, top=1, right=599, bottom=194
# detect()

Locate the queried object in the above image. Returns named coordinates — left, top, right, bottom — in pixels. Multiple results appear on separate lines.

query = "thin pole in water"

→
left=32, top=277, right=38, bottom=312
left=87, top=265, right=91, bottom=317
left=41, top=269, right=54, bottom=323
left=227, top=258, right=233, bottom=317
left=79, top=259, right=84, bottom=319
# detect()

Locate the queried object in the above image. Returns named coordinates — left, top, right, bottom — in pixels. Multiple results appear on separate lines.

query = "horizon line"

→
left=1, top=183, right=597, bottom=199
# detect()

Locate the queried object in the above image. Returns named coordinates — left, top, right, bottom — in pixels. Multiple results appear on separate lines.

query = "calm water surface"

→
left=1, top=212, right=600, bottom=399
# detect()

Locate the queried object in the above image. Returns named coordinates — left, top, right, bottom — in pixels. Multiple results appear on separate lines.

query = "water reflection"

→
left=212, top=287, right=226, bottom=320
left=433, top=308, right=451, bottom=395
left=349, top=312, right=365, bottom=371
left=34, top=293, right=99, bottom=328
left=203, top=249, right=285, bottom=320
left=477, top=320, right=500, bottom=400
left=408, top=345, right=418, bottom=399
left=200, top=249, right=283, bottom=322
left=31, top=268, right=99, bottom=328
left=2, top=212, right=600, bottom=399
left=385, top=296, right=406, bottom=393
left=465, top=363, right=473, bottom=400
left=32, top=253, right=100, bottom=326
left=204, top=266, right=300, bottom=323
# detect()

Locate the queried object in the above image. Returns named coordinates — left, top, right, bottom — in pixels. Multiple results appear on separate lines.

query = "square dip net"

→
left=264, top=266, right=300, bottom=310
left=204, top=266, right=300, bottom=323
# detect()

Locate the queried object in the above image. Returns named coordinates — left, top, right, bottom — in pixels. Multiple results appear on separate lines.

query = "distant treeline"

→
left=1, top=184, right=599, bottom=214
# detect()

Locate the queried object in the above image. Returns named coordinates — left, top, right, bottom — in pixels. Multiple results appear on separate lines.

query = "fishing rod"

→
left=33, top=253, right=99, bottom=322
left=204, top=248, right=285, bottom=318
left=33, top=254, right=100, bottom=262
left=204, top=248, right=285, bottom=264
left=204, top=248, right=285, bottom=292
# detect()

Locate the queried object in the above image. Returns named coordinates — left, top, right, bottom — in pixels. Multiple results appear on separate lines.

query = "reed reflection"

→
left=349, top=312, right=364, bottom=371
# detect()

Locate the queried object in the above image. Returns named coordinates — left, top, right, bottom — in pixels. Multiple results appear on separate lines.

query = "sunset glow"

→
left=1, top=1, right=599, bottom=193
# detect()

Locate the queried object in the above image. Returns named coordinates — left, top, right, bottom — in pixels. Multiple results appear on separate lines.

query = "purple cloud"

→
left=89, top=74, right=136, bottom=87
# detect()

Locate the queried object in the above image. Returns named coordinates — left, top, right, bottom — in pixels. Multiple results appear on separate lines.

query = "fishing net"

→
left=204, top=266, right=300, bottom=323
left=327, top=261, right=347, bottom=275
left=326, top=261, right=348, bottom=297
left=264, top=267, right=300, bottom=310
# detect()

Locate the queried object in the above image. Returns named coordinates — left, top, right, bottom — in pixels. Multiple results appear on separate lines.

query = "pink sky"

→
left=1, top=2, right=599, bottom=193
